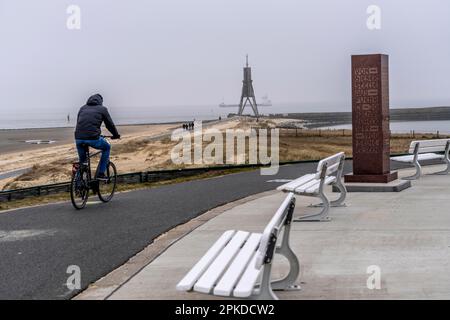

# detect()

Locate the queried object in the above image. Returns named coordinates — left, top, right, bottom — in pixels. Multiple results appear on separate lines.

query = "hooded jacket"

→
left=74, top=94, right=120, bottom=140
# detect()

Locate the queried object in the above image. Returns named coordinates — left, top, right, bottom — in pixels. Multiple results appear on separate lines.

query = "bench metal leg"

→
left=308, top=180, right=347, bottom=208
left=433, top=141, right=450, bottom=175
left=294, top=192, right=331, bottom=222
left=402, top=160, right=421, bottom=180
left=271, top=225, right=301, bottom=291
left=251, top=265, right=278, bottom=300
left=251, top=201, right=301, bottom=300
left=433, top=158, right=450, bottom=175
left=330, top=178, right=347, bottom=207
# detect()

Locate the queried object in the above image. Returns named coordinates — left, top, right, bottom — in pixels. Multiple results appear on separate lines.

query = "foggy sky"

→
left=1, top=0, right=450, bottom=115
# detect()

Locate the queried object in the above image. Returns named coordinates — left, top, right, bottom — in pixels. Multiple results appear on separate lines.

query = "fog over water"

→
left=1, top=1, right=450, bottom=129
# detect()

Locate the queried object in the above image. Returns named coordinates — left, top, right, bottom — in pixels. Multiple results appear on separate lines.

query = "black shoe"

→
left=97, top=173, right=108, bottom=181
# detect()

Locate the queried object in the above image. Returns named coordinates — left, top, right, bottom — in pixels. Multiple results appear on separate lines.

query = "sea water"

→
left=1, top=103, right=450, bottom=133
left=324, top=120, right=450, bottom=134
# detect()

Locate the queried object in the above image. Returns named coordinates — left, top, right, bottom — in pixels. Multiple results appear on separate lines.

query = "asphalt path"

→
left=0, top=159, right=417, bottom=299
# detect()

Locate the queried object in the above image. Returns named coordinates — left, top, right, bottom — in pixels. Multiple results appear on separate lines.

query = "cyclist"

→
left=74, top=94, right=120, bottom=180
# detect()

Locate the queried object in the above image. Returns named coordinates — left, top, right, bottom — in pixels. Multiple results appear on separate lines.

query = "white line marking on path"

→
left=0, top=229, right=57, bottom=242
left=86, top=201, right=102, bottom=205
left=266, top=179, right=293, bottom=183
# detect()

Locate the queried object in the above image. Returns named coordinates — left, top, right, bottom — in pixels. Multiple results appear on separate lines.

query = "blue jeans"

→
left=76, top=137, right=111, bottom=174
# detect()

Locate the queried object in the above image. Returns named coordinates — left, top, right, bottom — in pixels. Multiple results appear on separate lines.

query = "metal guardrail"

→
left=0, top=163, right=273, bottom=202
left=1, top=155, right=413, bottom=203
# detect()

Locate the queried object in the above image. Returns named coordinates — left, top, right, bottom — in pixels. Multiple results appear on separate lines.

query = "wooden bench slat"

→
left=317, top=152, right=344, bottom=172
left=233, top=254, right=261, bottom=298
left=418, top=153, right=445, bottom=160
left=416, top=146, right=449, bottom=153
left=176, top=230, right=236, bottom=291
left=276, top=174, right=315, bottom=192
left=392, top=153, right=444, bottom=162
left=305, top=176, right=336, bottom=193
left=213, top=233, right=262, bottom=296
left=325, top=163, right=340, bottom=176
left=294, top=178, right=321, bottom=193
left=420, top=139, right=449, bottom=146
left=411, top=139, right=447, bottom=147
left=194, top=231, right=250, bottom=294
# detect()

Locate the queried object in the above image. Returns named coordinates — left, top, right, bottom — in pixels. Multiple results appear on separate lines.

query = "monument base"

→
left=334, top=179, right=411, bottom=193
left=344, top=171, right=398, bottom=183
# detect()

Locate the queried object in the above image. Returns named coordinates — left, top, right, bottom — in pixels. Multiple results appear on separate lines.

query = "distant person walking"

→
left=74, top=94, right=121, bottom=180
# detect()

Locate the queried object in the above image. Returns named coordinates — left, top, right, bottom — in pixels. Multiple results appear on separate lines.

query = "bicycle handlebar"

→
left=101, top=135, right=120, bottom=140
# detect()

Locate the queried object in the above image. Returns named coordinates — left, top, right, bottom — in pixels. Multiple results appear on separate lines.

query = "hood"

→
left=86, top=94, right=103, bottom=106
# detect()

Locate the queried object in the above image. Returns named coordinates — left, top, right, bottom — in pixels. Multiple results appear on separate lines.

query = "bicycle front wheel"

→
left=70, top=168, right=89, bottom=210
left=98, top=162, right=117, bottom=203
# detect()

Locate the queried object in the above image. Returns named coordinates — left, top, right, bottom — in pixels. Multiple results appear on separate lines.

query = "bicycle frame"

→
left=80, top=147, right=103, bottom=191
left=79, top=136, right=113, bottom=185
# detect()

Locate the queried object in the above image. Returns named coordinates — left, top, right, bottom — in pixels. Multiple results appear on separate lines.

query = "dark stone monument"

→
left=344, top=54, right=398, bottom=183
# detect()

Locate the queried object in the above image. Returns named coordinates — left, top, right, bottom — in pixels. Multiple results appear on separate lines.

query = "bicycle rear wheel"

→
left=98, top=162, right=117, bottom=202
left=70, top=168, right=89, bottom=209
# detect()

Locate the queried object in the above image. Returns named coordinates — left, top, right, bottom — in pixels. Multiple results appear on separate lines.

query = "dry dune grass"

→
left=113, top=139, right=149, bottom=154
left=232, top=118, right=276, bottom=130
left=4, top=161, right=72, bottom=190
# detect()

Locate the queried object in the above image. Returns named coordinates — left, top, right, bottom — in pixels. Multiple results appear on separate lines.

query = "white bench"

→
left=277, top=152, right=347, bottom=222
left=176, top=193, right=300, bottom=300
left=391, top=139, right=450, bottom=180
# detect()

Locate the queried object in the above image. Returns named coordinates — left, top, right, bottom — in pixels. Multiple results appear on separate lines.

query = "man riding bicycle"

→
left=75, top=94, right=120, bottom=180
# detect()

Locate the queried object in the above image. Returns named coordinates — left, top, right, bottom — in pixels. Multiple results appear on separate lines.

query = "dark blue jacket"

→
left=75, top=94, right=120, bottom=140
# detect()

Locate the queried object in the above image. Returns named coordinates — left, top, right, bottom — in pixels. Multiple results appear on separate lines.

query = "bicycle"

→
left=70, top=136, right=118, bottom=210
